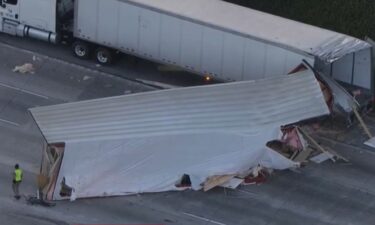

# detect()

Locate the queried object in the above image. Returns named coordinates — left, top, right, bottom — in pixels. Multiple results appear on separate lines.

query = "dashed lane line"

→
left=182, top=212, right=227, bottom=225
left=0, top=82, right=49, bottom=99
left=0, top=118, right=20, bottom=127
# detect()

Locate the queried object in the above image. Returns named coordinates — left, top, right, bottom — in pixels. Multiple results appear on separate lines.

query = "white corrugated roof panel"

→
left=30, top=70, right=329, bottom=144
left=124, top=0, right=370, bottom=61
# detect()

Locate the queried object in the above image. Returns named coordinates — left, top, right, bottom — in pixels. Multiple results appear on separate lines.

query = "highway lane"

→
left=0, top=37, right=374, bottom=225
left=0, top=33, right=214, bottom=88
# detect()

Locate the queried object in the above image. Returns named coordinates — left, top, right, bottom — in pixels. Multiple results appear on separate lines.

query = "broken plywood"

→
left=297, top=127, right=335, bottom=162
left=293, top=148, right=313, bottom=163
left=203, top=175, right=235, bottom=192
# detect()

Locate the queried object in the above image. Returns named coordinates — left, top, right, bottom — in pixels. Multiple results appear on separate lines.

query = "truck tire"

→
left=72, top=41, right=91, bottom=59
left=95, top=47, right=113, bottom=65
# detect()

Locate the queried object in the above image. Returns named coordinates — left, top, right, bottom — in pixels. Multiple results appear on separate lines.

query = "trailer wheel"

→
left=72, top=41, right=90, bottom=59
left=95, top=47, right=113, bottom=65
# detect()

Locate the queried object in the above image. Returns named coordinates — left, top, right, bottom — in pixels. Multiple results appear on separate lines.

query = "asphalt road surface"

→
left=0, top=37, right=374, bottom=225
left=0, top=33, right=215, bottom=88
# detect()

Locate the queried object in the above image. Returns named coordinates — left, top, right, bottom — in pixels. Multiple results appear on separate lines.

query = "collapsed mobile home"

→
left=30, top=70, right=329, bottom=200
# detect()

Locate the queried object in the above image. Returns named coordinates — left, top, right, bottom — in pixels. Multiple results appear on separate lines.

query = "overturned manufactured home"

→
left=30, top=70, right=329, bottom=200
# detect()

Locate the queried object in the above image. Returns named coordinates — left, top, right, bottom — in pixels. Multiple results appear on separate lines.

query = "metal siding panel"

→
left=139, top=8, right=161, bottom=59
left=160, top=15, right=181, bottom=64
left=243, top=39, right=266, bottom=80
left=30, top=70, right=328, bottom=144
left=222, top=33, right=245, bottom=81
left=332, top=54, right=353, bottom=84
left=265, top=45, right=288, bottom=77
left=201, top=27, right=224, bottom=76
left=118, top=3, right=140, bottom=52
left=180, top=21, right=203, bottom=71
left=353, top=48, right=372, bottom=89
left=97, top=0, right=118, bottom=46
left=75, top=0, right=98, bottom=41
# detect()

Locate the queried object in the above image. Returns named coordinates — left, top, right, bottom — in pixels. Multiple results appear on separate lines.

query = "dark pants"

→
left=12, top=181, right=21, bottom=198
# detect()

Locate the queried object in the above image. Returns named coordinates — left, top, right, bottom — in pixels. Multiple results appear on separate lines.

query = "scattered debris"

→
left=297, top=127, right=335, bottom=162
left=220, top=178, right=244, bottom=189
left=310, top=152, right=335, bottom=164
left=13, top=63, right=35, bottom=74
left=242, top=172, right=268, bottom=185
left=32, top=55, right=41, bottom=62
left=293, top=147, right=313, bottom=163
left=83, top=75, right=92, bottom=81
left=352, top=105, right=373, bottom=138
left=203, top=175, right=235, bottom=192
left=364, top=137, right=375, bottom=148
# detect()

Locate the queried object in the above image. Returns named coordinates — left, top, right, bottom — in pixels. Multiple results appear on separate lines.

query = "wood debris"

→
left=203, top=175, right=235, bottom=192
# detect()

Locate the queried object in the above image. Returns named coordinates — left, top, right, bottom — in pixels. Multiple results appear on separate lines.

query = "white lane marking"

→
left=0, top=82, right=49, bottom=99
left=0, top=118, right=20, bottom=127
left=182, top=212, right=227, bottom=225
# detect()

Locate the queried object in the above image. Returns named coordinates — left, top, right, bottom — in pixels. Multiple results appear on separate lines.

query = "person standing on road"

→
left=12, top=164, right=23, bottom=200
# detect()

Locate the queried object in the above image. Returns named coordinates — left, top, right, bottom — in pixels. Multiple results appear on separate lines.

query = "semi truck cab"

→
left=0, top=0, right=20, bottom=21
left=0, top=0, right=73, bottom=43
left=0, top=0, right=20, bottom=34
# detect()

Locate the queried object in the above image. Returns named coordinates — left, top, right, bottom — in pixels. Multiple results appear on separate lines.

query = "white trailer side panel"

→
left=243, top=39, right=267, bottom=80
left=97, top=0, right=118, bottom=47
left=332, top=54, right=353, bottom=84
left=353, top=48, right=372, bottom=89
left=201, top=27, right=224, bottom=77
left=75, top=0, right=313, bottom=81
left=160, top=15, right=181, bottom=65
left=180, top=20, right=203, bottom=72
left=222, top=33, right=245, bottom=81
left=265, top=46, right=288, bottom=77
left=74, top=0, right=97, bottom=41
left=315, top=48, right=372, bottom=90
left=117, top=3, right=140, bottom=53
left=139, top=9, right=161, bottom=59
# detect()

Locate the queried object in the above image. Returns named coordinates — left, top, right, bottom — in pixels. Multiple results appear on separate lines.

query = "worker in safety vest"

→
left=12, top=164, right=23, bottom=200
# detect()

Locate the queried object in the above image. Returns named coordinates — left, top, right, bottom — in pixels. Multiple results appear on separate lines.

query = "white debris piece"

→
left=83, top=75, right=92, bottom=81
left=32, top=55, right=41, bottom=62
left=364, top=137, right=375, bottom=148
left=310, top=152, right=335, bottom=164
left=220, top=178, right=244, bottom=189
left=13, top=63, right=35, bottom=74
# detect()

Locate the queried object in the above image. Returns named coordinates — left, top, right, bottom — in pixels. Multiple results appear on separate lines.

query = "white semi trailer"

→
left=0, top=0, right=372, bottom=91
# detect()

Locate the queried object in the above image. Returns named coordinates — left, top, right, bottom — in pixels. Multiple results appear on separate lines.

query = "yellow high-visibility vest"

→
left=14, top=169, right=22, bottom=182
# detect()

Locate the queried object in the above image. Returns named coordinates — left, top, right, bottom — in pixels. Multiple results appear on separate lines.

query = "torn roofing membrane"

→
left=30, top=70, right=329, bottom=144
left=30, top=70, right=329, bottom=199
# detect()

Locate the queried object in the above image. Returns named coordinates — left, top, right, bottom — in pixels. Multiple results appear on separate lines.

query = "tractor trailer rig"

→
left=0, top=0, right=372, bottom=91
